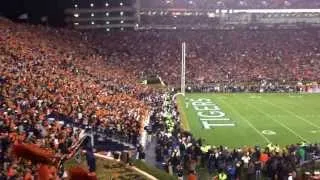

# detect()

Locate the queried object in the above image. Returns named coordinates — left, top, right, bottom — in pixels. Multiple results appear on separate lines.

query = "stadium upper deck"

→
left=140, top=0, right=320, bottom=9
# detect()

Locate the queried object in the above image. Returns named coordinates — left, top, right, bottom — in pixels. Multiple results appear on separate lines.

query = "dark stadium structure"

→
left=65, top=0, right=320, bottom=31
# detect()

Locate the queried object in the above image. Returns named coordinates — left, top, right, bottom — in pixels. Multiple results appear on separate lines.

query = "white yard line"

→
left=245, top=102, right=310, bottom=143
left=217, top=98, right=272, bottom=144
left=263, top=99, right=320, bottom=129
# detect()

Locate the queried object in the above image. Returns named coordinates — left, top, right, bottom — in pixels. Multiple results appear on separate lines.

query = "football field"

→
left=177, top=93, right=320, bottom=148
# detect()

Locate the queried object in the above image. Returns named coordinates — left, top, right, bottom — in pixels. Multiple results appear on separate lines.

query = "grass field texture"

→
left=177, top=93, right=320, bottom=148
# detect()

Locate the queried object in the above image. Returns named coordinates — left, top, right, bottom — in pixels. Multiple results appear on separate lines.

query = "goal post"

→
left=172, top=42, right=186, bottom=102
left=181, top=42, right=186, bottom=96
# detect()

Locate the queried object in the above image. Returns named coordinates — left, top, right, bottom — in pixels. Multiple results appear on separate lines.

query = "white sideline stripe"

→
left=210, top=123, right=235, bottom=127
left=94, top=153, right=158, bottom=180
left=141, top=112, right=152, bottom=148
left=217, top=98, right=272, bottom=144
left=245, top=103, right=310, bottom=143
left=263, top=100, right=320, bottom=129
left=201, top=118, right=231, bottom=121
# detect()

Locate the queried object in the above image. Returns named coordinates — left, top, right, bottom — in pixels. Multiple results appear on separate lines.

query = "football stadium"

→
left=1, top=0, right=320, bottom=180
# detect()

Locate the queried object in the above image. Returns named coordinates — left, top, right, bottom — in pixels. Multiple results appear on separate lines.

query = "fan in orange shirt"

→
left=23, top=169, right=33, bottom=180
left=259, top=151, right=269, bottom=166
left=68, top=166, right=97, bottom=180
left=187, top=171, right=197, bottom=180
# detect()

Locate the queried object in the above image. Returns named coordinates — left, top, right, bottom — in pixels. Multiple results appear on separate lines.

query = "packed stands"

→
left=0, top=18, right=160, bottom=179
left=85, top=30, right=320, bottom=88
left=141, top=0, right=320, bottom=9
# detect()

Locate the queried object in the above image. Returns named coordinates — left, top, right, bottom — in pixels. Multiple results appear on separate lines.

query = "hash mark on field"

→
left=263, top=100, right=320, bottom=129
left=217, top=98, right=272, bottom=144
left=310, top=130, right=319, bottom=134
left=245, top=102, right=310, bottom=143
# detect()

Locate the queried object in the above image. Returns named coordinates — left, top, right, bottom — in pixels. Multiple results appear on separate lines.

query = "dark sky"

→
left=1, top=0, right=71, bottom=26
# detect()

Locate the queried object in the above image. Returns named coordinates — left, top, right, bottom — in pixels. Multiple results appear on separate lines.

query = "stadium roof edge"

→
left=232, top=9, right=320, bottom=13
left=139, top=8, right=320, bottom=14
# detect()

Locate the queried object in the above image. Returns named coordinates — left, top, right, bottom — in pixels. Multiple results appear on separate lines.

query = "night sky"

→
left=1, top=0, right=71, bottom=26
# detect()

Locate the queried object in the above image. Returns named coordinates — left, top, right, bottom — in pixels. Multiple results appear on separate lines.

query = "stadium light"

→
left=120, top=11, right=124, bottom=16
left=91, top=13, right=94, bottom=17
left=105, top=3, right=109, bottom=7
left=120, top=2, right=123, bottom=6
left=106, top=12, right=109, bottom=16
left=74, top=13, right=79, bottom=17
left=120, top=27, right=124, bottom=31
left=106, top=28, right=110, bottom=31
left=74, top=22, right=79, bottom=26
left=208, top=13, right=215, bottom=18
left=91, top=21, right=95, bottom=25
left=106, top=21, right=110, bottom=24
left=74, top=4, right=78, bottom=8
left=90, top=3, right=94, bottom=7
left=120, top=20, right=124, bottom=24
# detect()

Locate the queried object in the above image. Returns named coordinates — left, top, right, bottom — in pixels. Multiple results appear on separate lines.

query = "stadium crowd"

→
left=0, top=18, right=159, bottom=179
left=141, top=0, right=320, bottom=9
left=87, top=29, right=320, bottom=90
left=140, top=15, right=219, bottom=27
left=1, top=17, right=320, bottom=179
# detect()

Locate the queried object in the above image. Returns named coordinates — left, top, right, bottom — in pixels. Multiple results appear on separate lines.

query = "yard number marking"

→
left=188, top=98, right=235, bottom=129
left=262, top=130, right=276, bottom=135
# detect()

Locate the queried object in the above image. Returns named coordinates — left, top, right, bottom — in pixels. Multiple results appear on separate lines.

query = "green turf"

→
left=177, top=93, right=320, bottom=148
